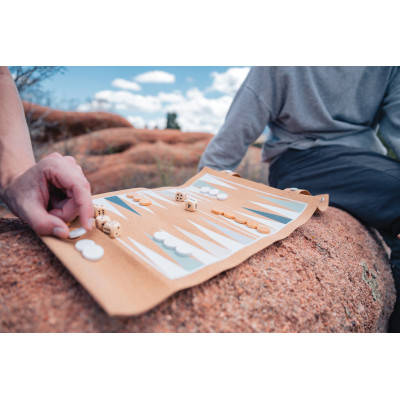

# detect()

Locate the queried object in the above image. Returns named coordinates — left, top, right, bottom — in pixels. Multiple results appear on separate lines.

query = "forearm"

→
left=198, top=85, right=270, bottom=171
left=198, top=125, right=252, bottom=172
left=0, top=67, right=93, bottom=236
left=0, top=67, right=35, bottom=193
left=379, top=69, right=400, bottom=161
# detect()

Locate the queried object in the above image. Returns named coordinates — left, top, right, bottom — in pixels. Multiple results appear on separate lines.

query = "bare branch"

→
left=9, top=66, right=66, bottom=93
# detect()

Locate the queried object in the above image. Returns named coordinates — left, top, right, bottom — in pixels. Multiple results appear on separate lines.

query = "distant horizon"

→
left=28, top=66, right=251, bottom=135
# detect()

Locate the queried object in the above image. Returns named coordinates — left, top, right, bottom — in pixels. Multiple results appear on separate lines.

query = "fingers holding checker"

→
left=1, top=153, right=93, bottom=239
left=40, top=154, right=93, bottom=232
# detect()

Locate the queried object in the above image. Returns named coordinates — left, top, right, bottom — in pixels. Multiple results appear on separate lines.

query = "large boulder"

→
left=0, top=207, right=395, bottom=332
left=23, top=101, right=132, bottom=142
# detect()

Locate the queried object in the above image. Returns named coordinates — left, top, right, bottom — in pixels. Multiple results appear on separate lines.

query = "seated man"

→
left=199, top=66, right=400, bottom=332
left=0, top=66, right=93, bottom=238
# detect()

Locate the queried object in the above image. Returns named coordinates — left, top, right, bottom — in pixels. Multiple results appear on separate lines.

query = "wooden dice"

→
left=95, top=215, right=111, bottom=230
left=185, top=199, right=198, bottom=212
left=94, top=204, right=106, bottom=217
left=103, top=220, right=121, bottom=238
left=175, top=191, right=187, bottom=202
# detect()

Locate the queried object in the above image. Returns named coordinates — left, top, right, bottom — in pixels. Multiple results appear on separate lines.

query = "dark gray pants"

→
left=268, top=145, right=400, bottom=332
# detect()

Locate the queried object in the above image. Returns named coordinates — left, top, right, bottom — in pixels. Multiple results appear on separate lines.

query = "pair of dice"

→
left=94, top=204, right=121, bottom=238
left=175, top=191, right=198, bottom=212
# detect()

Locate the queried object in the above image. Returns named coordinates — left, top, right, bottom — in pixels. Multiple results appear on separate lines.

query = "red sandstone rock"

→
left=24, top=101, right=132, bottom=142
left=0, top=207, right=395, bottom=332
left=39, top=128, right=265, bottom=194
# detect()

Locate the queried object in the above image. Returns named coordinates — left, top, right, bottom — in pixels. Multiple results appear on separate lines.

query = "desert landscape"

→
left=0, top=102, right=266, bottom=217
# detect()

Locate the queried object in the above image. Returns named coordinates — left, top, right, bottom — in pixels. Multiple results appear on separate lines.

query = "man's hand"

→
left=0, top=153, right=93, bottom=238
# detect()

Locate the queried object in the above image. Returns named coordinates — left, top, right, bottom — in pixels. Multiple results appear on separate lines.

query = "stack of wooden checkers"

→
left=211, top=209, right=271, bottom=234
left=127, top=193, right=152, bottom=206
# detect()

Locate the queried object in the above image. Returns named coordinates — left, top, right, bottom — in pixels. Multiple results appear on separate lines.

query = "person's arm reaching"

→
left=198, top=67, right=273, bottom=172
left=0, top=66, right=93, bottom=238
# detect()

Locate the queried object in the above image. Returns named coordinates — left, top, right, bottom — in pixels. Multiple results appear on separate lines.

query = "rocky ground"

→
left=0, top=208, right=395, bottom=332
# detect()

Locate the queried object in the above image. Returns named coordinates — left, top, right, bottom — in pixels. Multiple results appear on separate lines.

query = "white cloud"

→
left=78, top=90, right=185, bottom=114
left=95, top=90, right=162, bottom=113
left=77, top=86, right=235, bottom=134
left=147, top=117, right=167, bottom=129
left=78, top=90, right=162, bottom=113
left=157, top=91, right=185, bottom=103
left=134, top=70, right=175, bottom=84
left=164, top=87, right=233, bottom=133
left=186, top=87, right=203, bottom=99
left=77, top=99, right=112, bottom=112
left=127, top=115, right=166, bottom=129
left=127, top=115, right=146, bottom=128
left=209, top=67, right=250, bottom=96
left=111, top=78, right=141, bottom=91
left=114, top=103, right=128, bottom=111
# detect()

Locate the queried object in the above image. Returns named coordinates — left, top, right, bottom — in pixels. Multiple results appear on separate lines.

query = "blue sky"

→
left=39, top=66, right=251, bottom=133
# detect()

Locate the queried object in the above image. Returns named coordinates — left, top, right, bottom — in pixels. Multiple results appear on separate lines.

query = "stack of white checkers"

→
left=75, top=239, right=104, bottom=261
left=153, top=231, right=192, bottom=257
left=200, top=186, right=228, bottom=200
left=69, top=228, right=104, bottom=261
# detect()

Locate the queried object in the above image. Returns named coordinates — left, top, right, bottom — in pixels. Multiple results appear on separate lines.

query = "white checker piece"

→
left=153, top=231, right=168, bottom=242
left=164, top=238, right=179, bottom=250
left=69, top=227, right=87, bottom=239
left=175, top=245, right=192, bottom=257
left=75, top=239, right=96, bottom=252
left=200, top=186, right=211, bottom=194
left=82, top=244, right=104, bottom=261
left=209, top=189, right=220, bottom=196
left=217, top=193, right=228, bottom=201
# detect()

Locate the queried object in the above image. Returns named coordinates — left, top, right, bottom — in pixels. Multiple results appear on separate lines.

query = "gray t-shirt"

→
left=198, top=66, right=400, bottom=171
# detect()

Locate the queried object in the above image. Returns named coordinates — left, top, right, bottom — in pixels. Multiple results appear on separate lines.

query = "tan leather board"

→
left=41, top=168, right=329, bottom=316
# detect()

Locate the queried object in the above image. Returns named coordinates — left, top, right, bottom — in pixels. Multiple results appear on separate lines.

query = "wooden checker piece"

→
left=223, top=212, right=236, bottom=219
left=257, top=226, right=271, bottom=234
left=139, top=199, right=152, bottom=206
left=246, top=221, right=259, bottom=229
left=211, top=209, right=223, bottom=215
